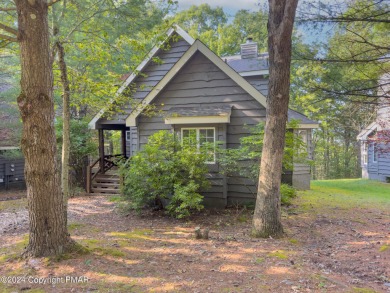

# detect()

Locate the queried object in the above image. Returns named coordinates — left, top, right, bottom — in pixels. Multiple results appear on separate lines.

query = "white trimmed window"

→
left=126, top=131, right=131, bottom=141
left=363, top=142, right=368, bottom=164
left=181, top=127, right=216, bottom=163
left=372, top=142, right=378, bottom=163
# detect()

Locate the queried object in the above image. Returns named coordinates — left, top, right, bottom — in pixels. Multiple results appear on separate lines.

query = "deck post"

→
left=86, top=165, right=91, bottom=193
left=98, top=128, right=105, bottom=174
left=121, top=129, right=127, bottom=158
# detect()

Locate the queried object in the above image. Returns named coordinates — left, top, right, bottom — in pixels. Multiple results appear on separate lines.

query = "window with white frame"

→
left=181, top=127, right=215, bottom=163
left=126, top=131, right=131, bottom=141
left=372, top=142, right=378, bottom=163
left=363, top=142, right=368, bottom=164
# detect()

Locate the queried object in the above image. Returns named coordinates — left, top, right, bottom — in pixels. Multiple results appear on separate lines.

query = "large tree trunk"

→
left=57, top=41, right=71, bottom=207
left=15, top=0, right=73, bottom=257
left=252, top=0, right=298, bottom=238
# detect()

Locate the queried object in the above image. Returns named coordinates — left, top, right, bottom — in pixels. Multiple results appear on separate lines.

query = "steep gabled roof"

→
left=288, top=109, right=319, bottom=129
left=89, top=25, right=318, bottom=129
left=357, top=121, right=378, bottom=141
left=88, top=25, right=195, bottom=129
left=126, top=39, right=268, bottom=127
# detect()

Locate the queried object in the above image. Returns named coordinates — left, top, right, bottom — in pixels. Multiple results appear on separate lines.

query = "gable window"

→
left=181, top=127, right=215, bottom=163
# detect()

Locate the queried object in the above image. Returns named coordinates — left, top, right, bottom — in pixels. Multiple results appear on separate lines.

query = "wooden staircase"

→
left=91, top=170, right=121, bottom=194
left=86, top=155, right=122, bottom=194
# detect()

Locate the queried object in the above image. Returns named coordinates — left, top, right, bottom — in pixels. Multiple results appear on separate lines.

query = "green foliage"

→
left=280, top=183, right=297, bottom=206
left=49, top=0, right=175, bottom=120
left=217, top=120, right=310, bottom=181
left=55, top=118, right=97, bottom=187
left=0, top=149, right=23, bottom=160
left=170, top=4, right=227, bottom=35
left=169, top=5, right=268, bottom=56
left=120, top=130, right=210, bottom=218
left=290, top=1, right=389, bottom=180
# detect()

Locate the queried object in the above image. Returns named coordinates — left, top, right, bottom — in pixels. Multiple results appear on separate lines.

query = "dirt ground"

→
left=0, top=190, right=389, bottom=293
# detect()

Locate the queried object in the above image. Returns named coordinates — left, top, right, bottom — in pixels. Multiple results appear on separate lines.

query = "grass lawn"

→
left=297, top=179, right=390, bottom=212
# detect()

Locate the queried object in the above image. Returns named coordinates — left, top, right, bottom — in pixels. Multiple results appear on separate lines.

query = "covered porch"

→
left=86, top=122, right=129, bottom=194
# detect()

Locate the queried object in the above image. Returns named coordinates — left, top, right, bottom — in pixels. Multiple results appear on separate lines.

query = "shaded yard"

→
left=0, top=179, right=389, bottom=292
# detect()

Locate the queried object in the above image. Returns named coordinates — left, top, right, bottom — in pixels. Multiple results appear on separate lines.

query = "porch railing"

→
left=86, top=154, right=124, bottom=193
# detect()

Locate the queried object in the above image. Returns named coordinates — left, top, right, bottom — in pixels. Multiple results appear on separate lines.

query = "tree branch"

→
left=299, top=15, right=390, bottom=24
left=47, top=0, right=61, bottom=7
left=0, top=7, right=16, bottom=12
left=293, top=56, right=389, bottom=63
left=0, top=33, right=17, bottom=42
left=0, top=22, right=17, bottom=36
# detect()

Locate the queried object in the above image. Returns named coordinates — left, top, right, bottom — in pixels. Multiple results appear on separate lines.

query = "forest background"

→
left=0, top=0, right=389, bottom=180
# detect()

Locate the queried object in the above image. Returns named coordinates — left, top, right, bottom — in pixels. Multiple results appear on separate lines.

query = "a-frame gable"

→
left=357, top=121, right=378, bottom=141
left=126, top=40, right=268, bottom=127
left=88, top=25, right=195, bottom=129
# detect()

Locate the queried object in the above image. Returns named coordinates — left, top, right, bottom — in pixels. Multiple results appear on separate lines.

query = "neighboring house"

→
left=0, top=84, right=25, bottom=189
left=88, top=25, right=318, bottom=207
left=357, top=72, right=390, bottom=182
left=0, top=147, right=25, bottom=189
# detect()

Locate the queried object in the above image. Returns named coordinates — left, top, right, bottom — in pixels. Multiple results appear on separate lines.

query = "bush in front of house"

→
left=217, top=120, right=305, bottom=206
left=280, top=183, right=297, bottom=206
left=217, top=120, right=309, bottom=181
left=119, top=130, right=210, bottom=218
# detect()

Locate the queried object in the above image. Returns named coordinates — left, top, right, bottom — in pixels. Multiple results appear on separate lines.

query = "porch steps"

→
left=91, top=172, right=121, bottom=194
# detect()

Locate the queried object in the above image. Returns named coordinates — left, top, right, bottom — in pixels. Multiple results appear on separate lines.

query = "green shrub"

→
left=119, top=130, right=210, bottom=218
left=217, top=120, right=307, bottom=205
left=217, top=120, right=310, bottom=180
left=55, top=118, right=97, bottom=189
left=0, top=149, right=23, bottom=159
left=280, top=183, right=297, bottom=206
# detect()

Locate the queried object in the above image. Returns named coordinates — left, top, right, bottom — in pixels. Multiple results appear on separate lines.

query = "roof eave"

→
left=239, top=69, right=269, bottom=77
left=298, top=123, right=320, bottom=129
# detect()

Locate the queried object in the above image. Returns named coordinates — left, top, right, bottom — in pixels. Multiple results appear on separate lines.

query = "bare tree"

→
left=252, top=0, right=299, bottom=238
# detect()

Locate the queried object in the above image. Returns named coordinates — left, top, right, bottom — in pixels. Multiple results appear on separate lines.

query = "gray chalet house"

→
left=357, top=72, right=390, bottom=182
left=88, top=25, right=318, bottom=207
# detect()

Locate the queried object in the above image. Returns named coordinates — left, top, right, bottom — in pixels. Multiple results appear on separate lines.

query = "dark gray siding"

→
left=244, top=76, right=268, bottom=97
left=368, top=142, right=390, bottom=181
left=367, top=143, right=379, bottom=175
left=125, top=127, right=138, bottom=157
left=96, top=34, right=191, bottom=127
left=97, top=34, right=191, bottom=159
left=0, top=158, right=25, bottom=187
left=378, top=153, right=390, bottom=176
left=137, top=52, right=267, bottom=205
